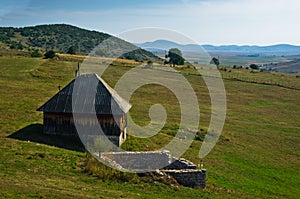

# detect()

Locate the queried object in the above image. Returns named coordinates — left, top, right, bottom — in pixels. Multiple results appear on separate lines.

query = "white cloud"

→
left=99, top=0, right=300, bottom=45
left=1, top=0, right=299, bottom=45
left=176, top=0, right=300, bottom=45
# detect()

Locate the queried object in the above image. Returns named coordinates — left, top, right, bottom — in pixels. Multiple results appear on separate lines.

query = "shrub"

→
left=31, top=49, right=42, bottom=58
left=147, top=60, right=153, bottom=64
left=67, top=46, right=76, bottom=54
left=44, top=50, right=56, bottom=59
left=250, top=64, right=259, bottom=70
left=146, top=60, right=153, bottom=68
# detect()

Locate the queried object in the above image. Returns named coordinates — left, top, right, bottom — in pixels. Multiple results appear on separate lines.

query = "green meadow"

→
left=0, top=56, right=299, bottom=198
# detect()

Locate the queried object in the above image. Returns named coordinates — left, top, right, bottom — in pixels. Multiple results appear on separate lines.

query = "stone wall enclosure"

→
left=99, top=150, right=206, bottom=188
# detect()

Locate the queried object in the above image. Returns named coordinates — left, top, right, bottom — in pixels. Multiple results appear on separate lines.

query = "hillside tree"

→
left=166, top=48, right=185, bottom=67
left=31, top=49, right=43, bottom=57
left=210, top=57, right=220, bottom=66
left=250, top=64, right=259, bottom=70
left=44, top=50, right=56, bottom=59
left=67, top=46, right=76, bottom=54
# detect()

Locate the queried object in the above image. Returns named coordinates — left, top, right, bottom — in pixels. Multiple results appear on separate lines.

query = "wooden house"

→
left=37, top=74, right=131, bottom=147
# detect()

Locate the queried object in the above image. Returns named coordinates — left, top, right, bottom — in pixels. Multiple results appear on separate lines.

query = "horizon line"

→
left=1, top=23, right=300, bottom=47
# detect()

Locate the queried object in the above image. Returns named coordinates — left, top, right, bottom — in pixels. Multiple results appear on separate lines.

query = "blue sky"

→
left=0, top=0, right=299, bottom=45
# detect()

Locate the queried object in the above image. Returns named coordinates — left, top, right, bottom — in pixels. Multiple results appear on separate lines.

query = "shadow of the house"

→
left=8, top=124, right=85, bottom=152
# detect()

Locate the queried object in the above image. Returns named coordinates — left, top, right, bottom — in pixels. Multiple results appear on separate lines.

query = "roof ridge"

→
left=37, top=73, right=131, bottom=114
left=36, top=79, right=75, bottom=112
left=94, top=74, right=132, bottom=113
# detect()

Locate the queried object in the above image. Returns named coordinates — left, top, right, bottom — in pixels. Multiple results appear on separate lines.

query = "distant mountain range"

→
left=1, top=24, right=299, bottom=61
left=0, top=24, right=160, bottom=61
left=136, top=40, right=300, bottom=56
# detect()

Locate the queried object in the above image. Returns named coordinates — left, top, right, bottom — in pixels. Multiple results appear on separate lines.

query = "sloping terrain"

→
left=270, top=60, right=300, bottom=74
left=0, top=24, right=160, bottom=61
left=0, top=56, right=299, bottom=198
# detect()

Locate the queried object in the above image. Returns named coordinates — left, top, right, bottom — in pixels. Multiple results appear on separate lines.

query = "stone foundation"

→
left=99, top=150, right=206, bottom=188
left=100, top=151, right=171, bottom=171
left=163, top=169, right=206, bottom=188
left=164, top=157, right=197, bottom=170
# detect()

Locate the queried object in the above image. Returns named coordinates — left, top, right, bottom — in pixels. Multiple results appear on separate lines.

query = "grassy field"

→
left=185, top=51, right=297, bottom=67
left=0, top=56, right=299, bottom=198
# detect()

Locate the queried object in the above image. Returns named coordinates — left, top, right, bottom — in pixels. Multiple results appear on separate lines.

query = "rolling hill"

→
left=0, top=56, right=299, bottom=198
left=136, top=40, right=300, bottom=56
left=136, top=40, right=300, bottom=72
left=0, top=24, right=160, bottom=61
left=0, top=25, right=299, bottom=198
left=269, top=60, right=300, bottom=74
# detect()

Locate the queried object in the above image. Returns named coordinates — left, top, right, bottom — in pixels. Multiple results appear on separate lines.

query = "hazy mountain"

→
left=136, top=40, right=300, bottom=56
left=0, top=24, right=160, bottom=61
left=136, top=40, right=203, bottom=54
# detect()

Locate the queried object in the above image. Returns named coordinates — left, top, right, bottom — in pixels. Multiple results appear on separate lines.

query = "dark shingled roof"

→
left=37, top=74, right=131, bottom=115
